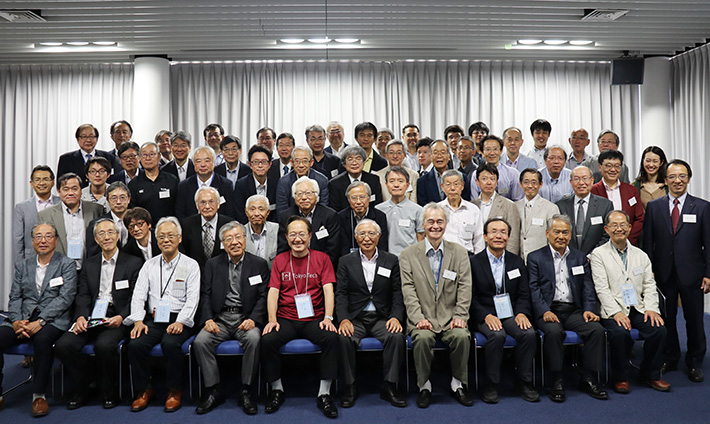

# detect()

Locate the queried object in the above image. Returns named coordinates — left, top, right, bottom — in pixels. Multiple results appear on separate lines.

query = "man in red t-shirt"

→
left=261, top=216, right=339, bottom=418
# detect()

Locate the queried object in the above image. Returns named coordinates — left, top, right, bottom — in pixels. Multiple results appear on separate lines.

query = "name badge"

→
left=464, top=224, right=475, bottom=233
left=159, top=189, right=170, bottom=199
left=138, top=189, right=144, bottom=194
left=294, top=293, right=315, bottom=319
left=377, top=267, right=391, bottom=278
left=684, top=214, right=697, bottom=223
left=532, top=218, right=544, bottom=226
left=622, top=283, right=638, bottom=306
left=268, top=204, right=276, bottom=211
left=370, top=194, right=376, bottom=202
left=442, top=270, right=457, bottom=280
left=628, top=197, right=637, bottom=207
left=219, top=196, right=226, bottom=205
left=68, top=239, right=83, bottom=259
left=316, top=228, right=329, bottom=240
left=154, top=299, right=171, bottom=323
left=590, top=216, right=603, bottom=225
left=398, top=219, right=411, bottom=228
left=248, top=275, right=262, bottom=286
left=115, top=279, right=129, bottom=290
left=571, top=265, right=585, bottom=276
left=507, top=268, right=521, bottom=279
left=49, top=277, right=64, bottom=287
left=220, top=242, right=225, bottom=250
left=91, top=298, right=109, bottom=319
left=331, top=169, right=339, bottom=178
left=493, top=293, right=514, bottom=319
left=633, top=266, right=643, bottom=276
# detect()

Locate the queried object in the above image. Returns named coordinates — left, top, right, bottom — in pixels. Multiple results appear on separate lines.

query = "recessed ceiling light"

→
left=569, top=40, right=594, bottom=46
left=280, top=38, right=304, bottom=44
left=93, top=41, right=116, bottom=46
left=544, top=39, right=568, bottom=45
left=308, top=37, right=331, bottom=44
left=518, top=39, right=542, bottom=45
left=66, top=41, right=89, bottom=46
left=39, top=42, right=63, bottom=46
left=335, top=38, right=359, bottom=44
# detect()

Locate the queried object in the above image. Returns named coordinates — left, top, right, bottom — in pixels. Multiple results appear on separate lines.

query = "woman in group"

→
left=634, top=146, right=668, bottom=209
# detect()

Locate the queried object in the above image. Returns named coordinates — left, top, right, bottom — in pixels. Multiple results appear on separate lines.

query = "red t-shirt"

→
left=269, top=249, right=335, bottom=321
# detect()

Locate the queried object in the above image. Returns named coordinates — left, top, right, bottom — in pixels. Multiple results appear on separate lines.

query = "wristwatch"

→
left=38, top=318, right=46, bottom=327
left=324, top=315, right=334, bottom=321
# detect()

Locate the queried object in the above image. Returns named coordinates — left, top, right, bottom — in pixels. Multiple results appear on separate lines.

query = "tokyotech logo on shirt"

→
left=281, top=272, right=318, bottom=281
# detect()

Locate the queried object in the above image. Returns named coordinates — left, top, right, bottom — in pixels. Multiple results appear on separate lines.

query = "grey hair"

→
left=31, top=222, right=58, bottom=237
left=355, top=218, right=382, bottom=234
left=246, top=194, right=269, bottom=209
left=291, top=145, right=314, bottom=161
left=385, top=165, right=410, bottom=183
left=430, top=139, right=451, bottom=155
left=378, top=128, right=395, bottom=139
left=154, top=129, right=172, bottom=142
left=194, top=186, right=220, bottom=205
left=193, top=145, right=216, bottom=161
left=544, top=145, right=568, bottom=161
left=385, top=139, right=406, bottom=153
left=171, top=130, right=192, bottom=146
left=422, top=202, right=450, bottom=224
left=546, top=213, right=572, bottom=230
left=605, top=209, right=630, bottom=225
left=291, top=176, right=320, bottom=201
left=441, top=169, right=464, bottom=183
left=340, top=145, right=367, bottom=162
left=219, top=220, right=246, bottom=241
left=156, top=216, right=183, bottom=236
left=106, top=181, right=130, bottom=198
left=345, top=181, right=372, bottom=198
left=140, top=141, right=159, bottom=153
left=92, top=217, right=117, bottom=237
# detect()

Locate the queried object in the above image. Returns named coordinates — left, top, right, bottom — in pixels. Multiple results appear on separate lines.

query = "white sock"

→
left=270, top=379, right=283, bottom=392
left=419, top=380, right=432, bottom=392
left=318, top=379, right=332, bottom=396
left=450, top=377, right=463, bottom=392
left=32, top=393, right=46, bottom=401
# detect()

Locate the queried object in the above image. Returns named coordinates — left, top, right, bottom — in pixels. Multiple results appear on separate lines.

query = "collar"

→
left=574, top=193, right=592, bottom=204
left=35, top=194, right=53, bottom=205
left=64, top=202, right=82, bottom=215
left=249, top=223, right=267, bottom=237
left=228, top=253, right=245, bottom=267
left=82, top=149, right=97, bottom=159
left=253, top=174, right=267, bottom=187
left=602, top=179, right=620, bottom=191
left=525, top=195, right=539, bottom=208
left=102, top=249, right=119, bottom=265
left=486, top=247, right=505, bottom=263
left=161, top=252, right=181, bottom=266
left=611, top=241, right=628, bottom=256
left=201, top=214, right=219, bottom=228
left=548, top=244, right=570, bottom=259
left=299, top=205, right=316, bottom=218
left=481, top=191, right=497, bottom=205
left=36, top=256, right=50, bottom=269
left=671, top=192, right=688, bottom=204
left=348, top=173, right=363, bottom=183
left=197, top=173, right=214, bottom=187
left=424, top=238, right=444, bottom=255
left=359, top=248, right=379, bottom=263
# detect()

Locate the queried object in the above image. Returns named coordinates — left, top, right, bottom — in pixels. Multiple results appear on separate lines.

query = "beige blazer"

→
left=374, top=165, right=418, bottom=204
left=590, top=240, right=660, bottom=319
left=37, top=201, right=105, bottom=256
left=515, top=196, right=560, bottom=262
left=400, top=239, right=472, bottom=333
left=473, top=194, right=521, bottom=255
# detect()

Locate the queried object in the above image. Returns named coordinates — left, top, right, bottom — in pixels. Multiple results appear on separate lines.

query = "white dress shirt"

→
left=479, top=192, right=496, bottom=222
left=550, top=245, right=573, bottom=303
left=439, top=198, right=485, bottom=254
left=98, top=250, right=119, bottom=304
left=36, top=258, right=49, bottom=295
left=602, top=180, right=622, bottom=210
left=360, top=248, right=378, bottom=311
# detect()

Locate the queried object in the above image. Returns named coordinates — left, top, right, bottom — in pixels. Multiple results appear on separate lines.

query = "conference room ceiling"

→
left=0, top=0, right=709, bottom=65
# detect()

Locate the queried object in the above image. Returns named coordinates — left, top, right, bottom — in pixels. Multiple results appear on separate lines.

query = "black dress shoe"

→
left=516, top=381, right=540, bottom=402
left=67, top=392, right=87, bottom=410
left=102, top=397, right=119, bottom=409
left=481, top=383, right=499, bottom=404
left=451, top=386, right=474, bottom=407
left=264, top=390, right=285, bottom=414
left=380, top=384, right=407, bottom=407
left=579, top=378, right=609, bottom=400
left=689, top=368, right=705, bottom=383
left=661, top=362, right=678, bottom=373
left=340, top=384, right=358, bottom=408
left=317, top=394, right=338, bottom=418
left=416, top=389, right=431, bottom=408
left=240, top=390, right=258, bottom=415
left=549, top=378, right=566, bottom=403
left=195, top=388, right=225, bottom=415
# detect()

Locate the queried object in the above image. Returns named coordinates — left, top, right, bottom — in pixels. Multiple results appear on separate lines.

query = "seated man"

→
left=179, top=186, right=230, bottom=268
left=336, top=219, right=407, bottom=408
left=338, top=181, right=388, bottom=257
left=261, top=217, right=340, bottom=418
left=591, top=210, right=669, bottom=393
left=193, top=221, right=270, bottom=415
left=527, top=214, right=608, bottom=402
left=469, top=218, right=538, bottom=403
left=375, top=166, right=424, bottom=256
left=400, top=203, right=473, bottom=408
left=439, top=169, right=484, bottom=254
left=329, top=145, right=383, bottom=212
left=245, top=194, right=279, bottom=265
left=124, top=217, right=201, bottom=413
left=55, top=218, right=142, bottom=409
left=0, top=222, right=77, bottom=417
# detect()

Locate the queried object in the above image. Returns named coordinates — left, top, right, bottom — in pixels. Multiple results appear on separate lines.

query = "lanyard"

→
left=289, top=251, right=310, bottom=295
left=160, top=254, right=181, bottom=298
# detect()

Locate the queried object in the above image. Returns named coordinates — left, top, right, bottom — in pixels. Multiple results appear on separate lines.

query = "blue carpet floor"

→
left=2, top=310, right=710, bottom=423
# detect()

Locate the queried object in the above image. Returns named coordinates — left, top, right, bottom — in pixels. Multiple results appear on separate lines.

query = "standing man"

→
left=308, top=124, right=342, bottom=180
left=193, top=221, right=270, bottom=415
left=128, top=142, right=180, bottom=225
left=55, top=218, right=142, bottom=409
left=467, top=122, right=488, bottom=165
left=58, top=123, right=120, bottom=186
left=374, top=139, right=419, bottom=203
left=591, top=210, right=669, bottom=393
left=108, top=120, right=133, bottom=159
left=556, top=166, right=613, bottom=255
left=108, top=142, right=142, bottom=185
left=336, top=219, right=407, bottom=408
left=472, top=164, right=521, bottom=255
left=526, top=119, right=551, bottom=169
left=267, top=132, right=296, bottom=181
left=203, top=123, right=225, bottom=166
left=375, top=166, right=424, bottom=256
left=275, top=145, right=330, bottom=213
left=416, top=138, right=434, bottom=176
left=539, top=146, right=574, bottom=203
left=85, top=181, right=132, bottom=257
left=324, top=122, right=347, bottom=155
left=501, top=127, right=537, bottom=172
left=456, top=136, right=482, bottom=180
left=470, top=135, right=524, bottom=201
left=469, top=218, right=539, bottom=403
left=155, top=130, right=173, bottom=167
left=179, top=186, right=231, bottom=268
left=566, top=128, right=591, bottom=169
left=402, top=124, right=421, bottom=172
left=516, top=169, right=560, bottom=262
left=256, top=127, right=277, bottom=154
left=439, top=169, right=484, bottom=254
left=376, top=128, right=394, bottom=158
left=125, top=217, right=201, bottom=413
left=585, top=130, right=630, bottom=184
left=419, top=140, right=472, bottom=205
left=214, top=135, right=252, bottom=188
left=161, top=131, right=195, bottom=182
left=175, top=146, right=235, bottom=220
left=354, top=122, right=388, bottom=173
left=328, top=145, right=382, bottom=213
left=444, top=125, right=465, bottom=170
left=0, top=222, right=77, bottom=417
left=643, top=159, right=710, bottom=382
left=233, top=145, right=278, bottom=224
left=338, top=181, right=389, bottom=256
left=81, top=156, right=112, bottom=213
left=527, top=214, right=608, bottom=402
left=400, top=203, right=474, bottom=408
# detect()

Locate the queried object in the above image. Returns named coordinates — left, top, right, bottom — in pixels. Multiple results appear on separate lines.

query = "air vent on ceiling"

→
left=581, top=9, right=628, bottom=22
left=0, top=10, right=45, bottom=23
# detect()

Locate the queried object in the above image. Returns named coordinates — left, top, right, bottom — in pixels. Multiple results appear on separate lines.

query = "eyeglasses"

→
left=431, top=150, right=449, bottom=157
left=141, top=152, right=159, bottom=158
left=108, top=194, right=129, bottom=202
left=250, top=159, right=270, bottom=166
left=387, top=150, right=404, bottom=157
left=87, top=169, right=108, bottom=176
left=425, top=219, right=445, bottom=226
left=120, top=153, right=139, bottom=160
left=32, top=177, right=53, bottom=183
left=308, top=137, right=326, bottom=143
left=96, top=229, right=117, bottom=237
left=129, top=221, right=147, bottom=229
left=349, top=194, right=369, bottom=201
left=345, top=157, right=364, bottom=164
left=602, top=163, right=622, bottom=170
left=197, top=199, right=218, bottom=206
left=78, top=135, right=97, bottom=140
left=666, top=174, right=689, bottom=181
left=457, top=145, right=473, bottom=151
left=488, top=229, right=509, bottom=236
left=607, top=223, right=630, bottom=230
left=157, top=234, right=179, bottom=241
left=442, top=181, right=462, bottom=189
left=222, top=147, right=240, bottom=153
left=287, top=232, right=309, bottom=240
left=294, top=190, right=317, bottom=199
left=521, top=179, right=540, bottom=186
left=571, top=176, right=592, bottom=183
left=292, top=158, right=311, bottom=166
left=222, top=234, right=245, bottom=243
left=355, top=231, right=380, bottom=239
left=33, top=234, right=56, bottom=241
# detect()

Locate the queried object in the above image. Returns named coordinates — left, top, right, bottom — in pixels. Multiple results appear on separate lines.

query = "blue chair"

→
left=280, top=339, right=322, bottom=354
left=404, top=335, right=450, bottom=390
left=537, top=330, right=607, bottom=386
left=2, top=343, right=36, bottom=396
left=473, top=332, right=535, bottom=390
left=192, top=339, right=252, bottom=399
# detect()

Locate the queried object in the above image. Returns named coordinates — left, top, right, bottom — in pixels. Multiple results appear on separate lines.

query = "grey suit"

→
left=12, top=195, right=60, bottom=264
left=37, top=201, right=105, bottom=258
left=556, top=194, right=613, bottom=254
left=473, top=194, right=521, bottom=255
left=515, top=196, right=560, bottom=262
left=245, top=221, right=279, bottom=266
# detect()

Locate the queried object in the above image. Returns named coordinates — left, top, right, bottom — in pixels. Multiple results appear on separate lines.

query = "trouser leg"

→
left=31, top=325, right=64, bottom=394
left=410, top=329, right=436, bottom=388
left=442, top=327, right=470, bottom=386
left=502, top=318, right=536, bottom=384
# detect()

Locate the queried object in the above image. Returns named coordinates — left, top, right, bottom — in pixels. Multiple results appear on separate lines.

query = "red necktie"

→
left=671, top=198, right=680, bottom=233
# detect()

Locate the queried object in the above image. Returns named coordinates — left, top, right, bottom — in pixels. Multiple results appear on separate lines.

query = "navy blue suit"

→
left=57, top=149, right=121, bottom=187
left=337, top=207, right=389, bottom=257
left=232, top=174, right=278, bottom=224
left=174, top=173, right=236, bottom=221
left=416, top=169, right=471, bottom=206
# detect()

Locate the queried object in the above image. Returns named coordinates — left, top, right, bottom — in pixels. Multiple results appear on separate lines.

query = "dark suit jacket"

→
left=198, top=252, right=270, bottom=328
left=527, top=245, right=598, bottom=319
left=180, top=213, right=232, bottom=268
left=232, top=174, right=278, bottom=224
left=277, top=204, right=342, bottom=268
left=416, top=168, right=472, bottom=206
left=335, top=250, right=404, bottom=323
left=591, top=181, right=645, bottom=246
left=160, top=159, right=195, bottom=181
left=215, top=161, right=252, bottom=183
left=643, top=194, right=710, bottom=286
left=107, top=169, right=143, bottom=185
left=469, top=250, right=530, bottom=324
left=556, top=194, right=613, bottom=254
left=57, top=149, right=121, bottom=187
left=275, top=168, right=330, bottom=213
left=328, top=171, right=383, bottom=213
left=175, top=173, right=236, bottom=220
left=324, top=142, right=348, bottom=155
left=85, top=212, right=113, bottom=258
left=121, top=232, right=160, bottom=263
left=369, top=151, right=388, bottom=173
left=267, top=158, right=290, bottom=182
left=337, top=207, right=389, bottom=257
left=74, top=251, right=142, bottom=320
left=312, top=152, right=342, bottom=180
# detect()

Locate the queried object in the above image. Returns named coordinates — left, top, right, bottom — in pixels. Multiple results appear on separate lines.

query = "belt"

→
left=221, top=306, right=242, bottom=313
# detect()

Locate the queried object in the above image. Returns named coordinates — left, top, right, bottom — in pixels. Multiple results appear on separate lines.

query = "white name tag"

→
left=633, top=266, right=643, bottom=276
left=590, top=216, right=603, bottom=225
left=532, top=217, right=544, bottom=226
left=684, top=214, right=697, bottom=223
left=49, top=277, right=64, bottom=287
left=220, top=242, right=224, bottom=250
left=398, top=219, right=411, bottom=228
left=219, top=196, right=226, bottom=205
left=138, top=189, right=144, bottom=194
left=442, top=270, right=457, bottom=280
left=507, top=268, right=521, bottom=279
left=464, top=224, right=475, bottom=233
left=622, top=283, right=638, bottom=306
left=331, top=169, right=339, bottom=177
left=115, top=279, right=129, bottom=290
left=316, top=228, right=329, bottom=239
left=571, top=265, right=585, bottom=276
left=91, top=298, right=109, bottom=319
left=159, top=189, right=170, bottom=199
left=493, top=293, right=514, bottom=319
left=249, top=275, right=262, bottom=286
left=154, top=299, right=171, bottom=323
left=294, top=293, right=315, bottom=319
left=370, top=194, right=376, bottom=202
left=268, top=204, right=276, bottom=211
left=628, top=197, right=637, bottom=207
left=377, top=267, right=391, bottom=278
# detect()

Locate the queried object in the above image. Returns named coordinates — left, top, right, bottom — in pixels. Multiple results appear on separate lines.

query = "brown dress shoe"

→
left=164, top=390, right=182, bottom=412
left=0, top=396, right=5, bottom=410
left=21, top=356, right=33, bottom=368
left=613, top=381, right=630, bottom=394
left=644, top=378, right=671, bottom=392
left=131, top=389, right=155, bottom=412
left=32, top=397, right=50, bottom=417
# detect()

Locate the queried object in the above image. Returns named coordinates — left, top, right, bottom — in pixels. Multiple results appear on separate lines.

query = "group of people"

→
left=2, top=117, right=707, bottom=419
